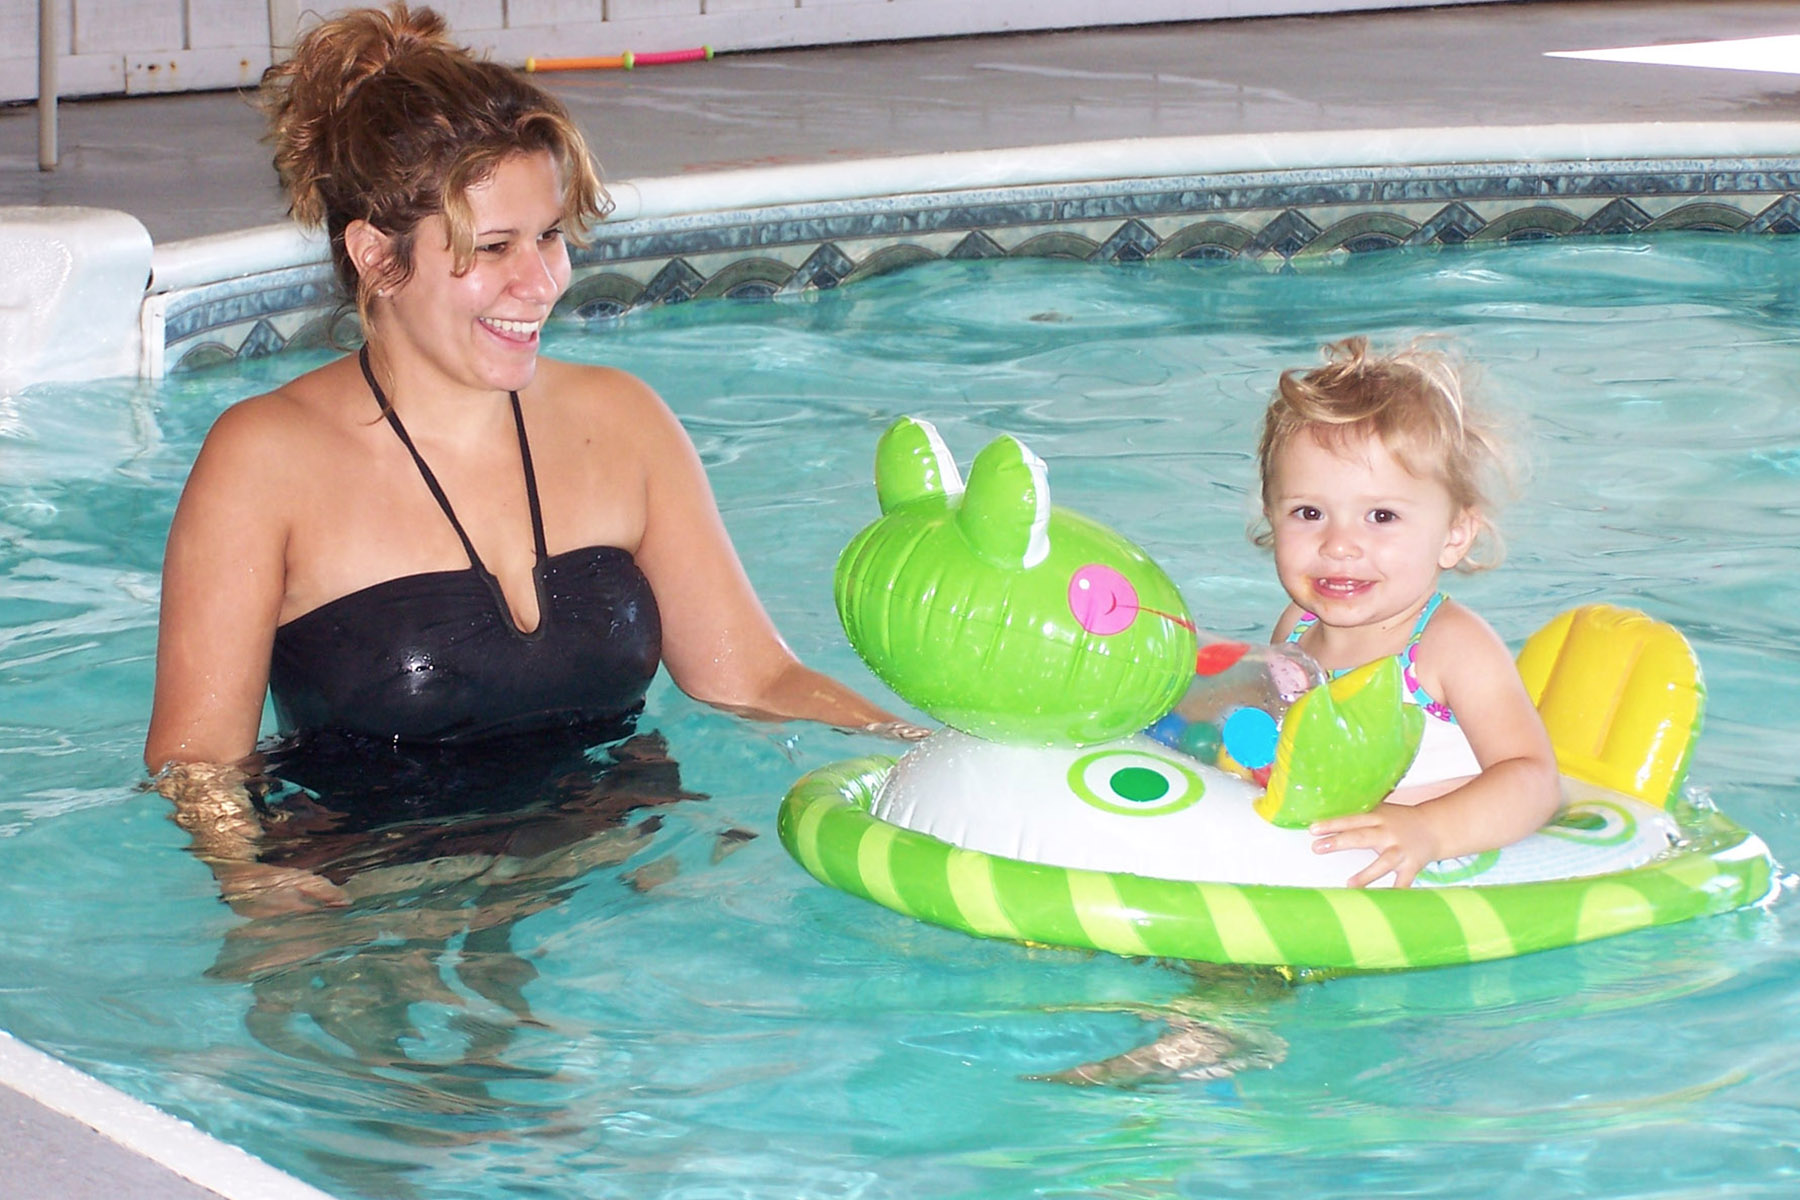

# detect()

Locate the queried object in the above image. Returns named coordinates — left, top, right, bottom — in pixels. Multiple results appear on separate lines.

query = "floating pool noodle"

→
left=524, top=46, right=714, bottom=72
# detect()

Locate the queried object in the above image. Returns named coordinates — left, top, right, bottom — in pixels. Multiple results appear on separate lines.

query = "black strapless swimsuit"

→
left=268, top=351, right=662, bottom=745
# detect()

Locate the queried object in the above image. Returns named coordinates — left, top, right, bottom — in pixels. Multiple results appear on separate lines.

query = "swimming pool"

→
left=3, top=232, right=1797, bottom=1198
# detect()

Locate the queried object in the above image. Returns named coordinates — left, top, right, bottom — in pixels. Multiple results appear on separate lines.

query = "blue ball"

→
left=1145, top=713, right=1188, bottom=749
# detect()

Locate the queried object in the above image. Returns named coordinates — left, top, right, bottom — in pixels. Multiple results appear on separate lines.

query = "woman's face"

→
left=377, top=150, right=572, bottom=398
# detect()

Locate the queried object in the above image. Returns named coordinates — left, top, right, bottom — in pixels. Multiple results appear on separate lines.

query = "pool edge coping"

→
left=129, top=118, right=1800, bottom=376
left=0, top=1030, right=340, bottom=1200
left=146, top=120, right=1800, bottom=291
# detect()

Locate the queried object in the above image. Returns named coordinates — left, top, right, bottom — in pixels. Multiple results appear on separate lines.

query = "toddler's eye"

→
left=1292, top=505, right=1322, bottom=521
left=1369, top=508, right=1399, bottom=524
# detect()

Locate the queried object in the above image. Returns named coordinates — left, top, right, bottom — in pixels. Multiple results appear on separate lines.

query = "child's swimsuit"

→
left=1285, top=591, right=1481, bottom=788
left=267, top=349, right=662, bottom=745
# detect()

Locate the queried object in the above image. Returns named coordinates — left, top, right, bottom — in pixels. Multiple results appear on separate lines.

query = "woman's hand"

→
left=211, top=860, right=351, bottom=918
left=155, top=760, right=350, bottom=917
left=861, top=719, right=934, bottom=742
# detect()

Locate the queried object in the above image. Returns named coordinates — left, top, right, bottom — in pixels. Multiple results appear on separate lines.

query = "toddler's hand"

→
left=1309, top=803, right=1440, bottom=889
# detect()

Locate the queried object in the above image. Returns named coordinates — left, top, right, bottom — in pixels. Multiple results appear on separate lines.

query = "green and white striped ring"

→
left=777, top=755, right=1775, bottom=971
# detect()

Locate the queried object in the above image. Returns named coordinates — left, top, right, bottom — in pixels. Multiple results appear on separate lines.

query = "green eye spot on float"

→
left=1542, top=799, right=1636, bottom=847
left=1067, top=748, right=1205, bottom=816
left=1109, top=766, right=1169, bottom=802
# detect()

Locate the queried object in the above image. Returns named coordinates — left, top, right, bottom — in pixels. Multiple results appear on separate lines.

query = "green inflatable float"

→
left=780, top=418, right=1775, bottom=971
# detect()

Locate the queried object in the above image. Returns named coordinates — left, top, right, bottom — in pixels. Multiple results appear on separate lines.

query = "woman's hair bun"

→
left=261, top=4, right=459, bottom=227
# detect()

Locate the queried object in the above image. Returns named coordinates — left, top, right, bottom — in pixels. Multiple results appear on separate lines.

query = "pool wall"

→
left=145, top=122, right=1800, bottom=376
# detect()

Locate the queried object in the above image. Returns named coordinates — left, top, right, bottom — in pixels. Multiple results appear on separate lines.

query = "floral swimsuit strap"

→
left=1286, top=592, right=1456, bottom=723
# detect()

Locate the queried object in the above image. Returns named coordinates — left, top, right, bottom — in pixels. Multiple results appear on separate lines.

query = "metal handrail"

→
left=38, top=0, right=57, bottom=171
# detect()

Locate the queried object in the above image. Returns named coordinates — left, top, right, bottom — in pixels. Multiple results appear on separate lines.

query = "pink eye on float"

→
left=1068, top=564, right=1138, bottom=636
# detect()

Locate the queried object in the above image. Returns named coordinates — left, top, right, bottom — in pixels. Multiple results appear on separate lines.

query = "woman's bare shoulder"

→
left=533, top=358, right=682, bottom=434
left=535, top=357, right=662, bottom=400
left=192, top=357, right=369, bottom=478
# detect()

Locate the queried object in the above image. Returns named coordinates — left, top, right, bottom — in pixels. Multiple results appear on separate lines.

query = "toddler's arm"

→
left=1308, top=603, right=1560, bottom=887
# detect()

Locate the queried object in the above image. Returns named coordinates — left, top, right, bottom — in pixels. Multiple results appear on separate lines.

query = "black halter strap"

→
left=358, top=346, right=549, bottom=571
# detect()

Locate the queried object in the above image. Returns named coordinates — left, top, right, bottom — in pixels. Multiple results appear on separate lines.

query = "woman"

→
left=147, top=3, right=905, bottom=911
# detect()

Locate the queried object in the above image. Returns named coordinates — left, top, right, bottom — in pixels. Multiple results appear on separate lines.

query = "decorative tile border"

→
left=152, top=261, right=343, bottom=373
left=156, top=157, right=1800, bottom=373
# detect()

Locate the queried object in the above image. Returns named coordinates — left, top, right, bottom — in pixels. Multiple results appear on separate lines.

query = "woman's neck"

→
left=359, top=340, right=519, bottom=446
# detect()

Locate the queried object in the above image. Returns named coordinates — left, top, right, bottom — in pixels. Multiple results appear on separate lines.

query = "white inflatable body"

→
left=872, top=729, right=1681, bottom=890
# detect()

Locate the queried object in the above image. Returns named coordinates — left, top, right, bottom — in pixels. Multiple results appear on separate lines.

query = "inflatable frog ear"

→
left=957, top=435, right=1051, bottom=568
left=875, top=416, right=964, bottom=514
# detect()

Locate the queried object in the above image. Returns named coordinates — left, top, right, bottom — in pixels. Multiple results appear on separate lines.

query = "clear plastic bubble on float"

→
left=1146, top=638, right=1329, bottom=778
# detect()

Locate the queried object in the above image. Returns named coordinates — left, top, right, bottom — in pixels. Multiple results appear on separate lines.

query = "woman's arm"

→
left=145, top=401, right=290, bottom=771
left=1307, top=604, right=1560, bottom=887
left=620, top=379, right=908, bottom=733
left=145, top=401, right=353, bottom=912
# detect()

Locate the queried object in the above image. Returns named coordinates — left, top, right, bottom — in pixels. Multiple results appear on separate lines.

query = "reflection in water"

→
left=1035, top=963, right=1297, bottom=1087
left=196, top=728, right=713, bottom=1172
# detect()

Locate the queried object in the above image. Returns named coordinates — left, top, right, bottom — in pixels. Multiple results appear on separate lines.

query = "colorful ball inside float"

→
left=1146, top=638, right=1329, bottom=777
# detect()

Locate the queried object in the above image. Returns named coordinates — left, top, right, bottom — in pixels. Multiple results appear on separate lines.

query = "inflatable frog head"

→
left=836, top=417, right=1197, bottom=746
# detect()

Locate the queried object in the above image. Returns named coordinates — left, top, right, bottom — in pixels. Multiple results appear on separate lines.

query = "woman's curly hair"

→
left=260, top=3, right=609, bottom=324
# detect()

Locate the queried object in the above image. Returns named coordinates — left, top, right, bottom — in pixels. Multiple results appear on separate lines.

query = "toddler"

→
left=1257, top=337, right=1559, bottom=888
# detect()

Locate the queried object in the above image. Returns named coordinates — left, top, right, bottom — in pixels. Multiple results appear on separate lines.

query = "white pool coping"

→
left=145, top=120, right=1800, bottom=294
left=0, top=1031, right=339, bottom=1200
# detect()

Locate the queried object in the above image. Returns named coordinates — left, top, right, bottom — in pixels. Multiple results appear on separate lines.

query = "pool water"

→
left=3, top=233, right=1798, bottom=1199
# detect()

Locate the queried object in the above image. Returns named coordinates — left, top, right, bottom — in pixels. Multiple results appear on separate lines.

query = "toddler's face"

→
left=1266, top=428, right=1475, bottom=638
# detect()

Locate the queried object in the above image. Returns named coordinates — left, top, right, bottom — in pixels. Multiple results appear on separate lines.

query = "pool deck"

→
left=1, top=1, right=1797, bottom=1197
left=5, top=0, right=1800, bottom=244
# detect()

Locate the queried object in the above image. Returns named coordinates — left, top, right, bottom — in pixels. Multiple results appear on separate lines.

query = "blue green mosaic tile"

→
left=160, top=157, right=1800, bottom=371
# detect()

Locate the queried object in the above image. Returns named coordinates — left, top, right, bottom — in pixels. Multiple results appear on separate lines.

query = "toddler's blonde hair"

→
left=1255, top=336, right=1513, bottom=571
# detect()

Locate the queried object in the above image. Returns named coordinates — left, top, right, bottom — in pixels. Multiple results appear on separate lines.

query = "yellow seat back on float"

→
left=1516, top=604, right=1704, bottom=810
